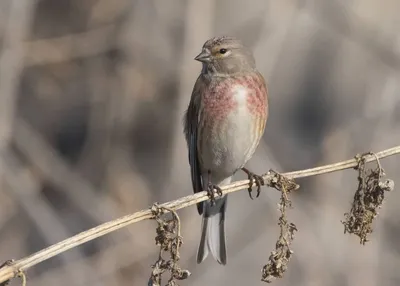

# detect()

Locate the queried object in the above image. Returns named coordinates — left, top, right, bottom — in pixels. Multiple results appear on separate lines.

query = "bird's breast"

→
left=198, top=74, right=267, bottom=176
left=201, top=75, right=267, bottom=122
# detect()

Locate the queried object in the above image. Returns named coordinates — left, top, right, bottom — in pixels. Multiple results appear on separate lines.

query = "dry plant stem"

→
left=149, top=204, right=190, bottom=285
left=261, top=171, right=298, bottom=283
left=17, top=271, right=26, bottom=286
left=0, top=146, right=399, bottom=283
left=342, top=152, right=394, bottom=243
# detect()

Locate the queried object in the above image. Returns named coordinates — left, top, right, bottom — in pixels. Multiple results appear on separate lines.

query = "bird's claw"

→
left=207, top=183, right=223, bottom=205
left=242, top=168, right=264, bottom=199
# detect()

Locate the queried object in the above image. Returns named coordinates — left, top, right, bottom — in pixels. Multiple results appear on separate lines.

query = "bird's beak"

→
left=194, top=50, right=210, bottom=63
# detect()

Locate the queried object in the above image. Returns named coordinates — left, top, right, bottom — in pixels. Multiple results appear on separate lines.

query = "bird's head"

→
left=195, top=36, right=256, bottom=76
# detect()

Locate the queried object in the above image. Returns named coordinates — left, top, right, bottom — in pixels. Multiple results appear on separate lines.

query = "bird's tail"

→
left=196, top=195, right=227, bottom=265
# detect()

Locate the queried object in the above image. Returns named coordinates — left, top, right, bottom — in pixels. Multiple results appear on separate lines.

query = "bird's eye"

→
left=219, top=48, right=227, bottom=54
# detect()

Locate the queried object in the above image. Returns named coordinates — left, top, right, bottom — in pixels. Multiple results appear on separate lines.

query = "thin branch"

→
left=3, top=153, right=104, bottom=286
left=0, top=145, right=399, bottom=283
left=14, top=113, right=157, bottom=284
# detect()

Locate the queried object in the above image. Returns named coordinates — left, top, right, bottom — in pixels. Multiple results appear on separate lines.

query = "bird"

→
left=183, top=36, right=269, bottom=265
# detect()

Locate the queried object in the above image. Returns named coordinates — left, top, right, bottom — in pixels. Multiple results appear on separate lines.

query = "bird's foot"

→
left=242, top=167, right=264, bottom=199
left=206, top=183, right=223, bottom=205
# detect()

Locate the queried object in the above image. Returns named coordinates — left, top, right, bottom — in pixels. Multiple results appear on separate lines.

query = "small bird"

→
left=183, top=36, right=269, bottom=265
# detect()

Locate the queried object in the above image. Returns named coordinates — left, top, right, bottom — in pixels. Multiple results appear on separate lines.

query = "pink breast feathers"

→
left=201, top=73, right=267, bottom=124
left=201, top=79, right=237, bottom=123
left=231, top=74, right=267, bottom=116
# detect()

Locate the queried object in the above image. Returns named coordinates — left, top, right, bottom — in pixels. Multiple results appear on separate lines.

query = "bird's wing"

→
left=183, top=75, right=205, bottom=214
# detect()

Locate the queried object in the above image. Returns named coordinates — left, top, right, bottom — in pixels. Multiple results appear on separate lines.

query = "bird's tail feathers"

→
left=196, top=197, right=227, bottom=265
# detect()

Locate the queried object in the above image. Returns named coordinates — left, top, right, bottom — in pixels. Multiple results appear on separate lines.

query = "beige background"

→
left=0, top=0, right=400, bottom=285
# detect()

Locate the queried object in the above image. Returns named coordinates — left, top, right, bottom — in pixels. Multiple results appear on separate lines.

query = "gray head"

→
left=195, top=36, right=256, bottom=76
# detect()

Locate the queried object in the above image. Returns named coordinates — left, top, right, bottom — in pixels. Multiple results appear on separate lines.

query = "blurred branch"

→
left=13, top=119, right=154, bottom=284
left=3, top=153, right=104, bottom=286
left=14, top=119, right=131, bottom=230
left=308, top=0, right=400, bottom=69
left=0, top=0, right=36, bottom=185
left=0, top=145, right=399, bottom=284
left=24, top=24, right=117, bottom=65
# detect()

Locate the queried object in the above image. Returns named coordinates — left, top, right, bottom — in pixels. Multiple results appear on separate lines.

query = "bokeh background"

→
left=0, top=0, right=400, bottom=285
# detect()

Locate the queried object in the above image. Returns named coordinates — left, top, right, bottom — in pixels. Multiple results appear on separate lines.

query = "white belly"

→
left=200, top=85, right=258, bottom=178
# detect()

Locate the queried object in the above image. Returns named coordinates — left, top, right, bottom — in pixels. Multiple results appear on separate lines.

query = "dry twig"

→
left=0, top=146, right=399, bottom=284
left=148, top=204, right=190, bottom=286
left=342, top=152, right=394, bottom=244
left=262, top=171, right=298, bottom=283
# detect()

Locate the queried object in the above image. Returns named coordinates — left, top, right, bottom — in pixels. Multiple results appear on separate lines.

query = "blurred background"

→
left=0, top=0, right=400, bottom=285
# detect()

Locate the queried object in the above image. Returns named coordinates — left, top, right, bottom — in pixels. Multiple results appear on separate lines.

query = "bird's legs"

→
left=241, top=167, right=264, bottom=199
left=206, top=171, right=223, bottom=205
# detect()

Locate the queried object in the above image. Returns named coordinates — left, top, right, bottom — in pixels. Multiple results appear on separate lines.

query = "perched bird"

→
left=183, top=36, right=269, bottom=265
